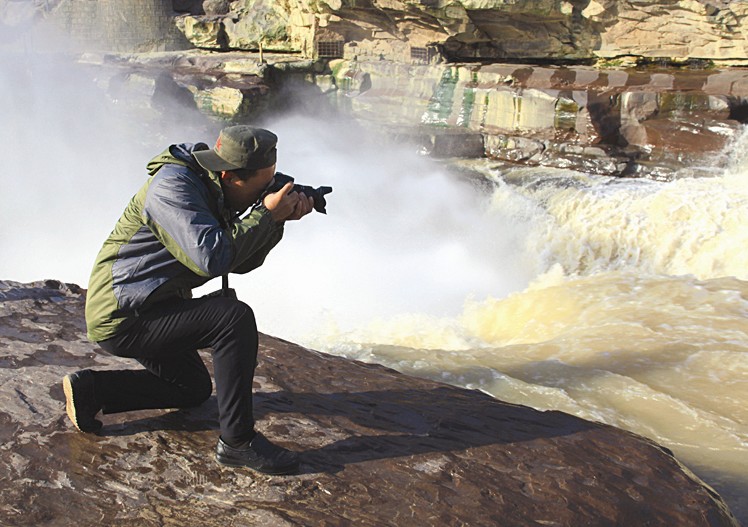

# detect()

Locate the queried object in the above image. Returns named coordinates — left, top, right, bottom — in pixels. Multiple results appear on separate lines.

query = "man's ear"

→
left=220, top=171, right=238, bottom=184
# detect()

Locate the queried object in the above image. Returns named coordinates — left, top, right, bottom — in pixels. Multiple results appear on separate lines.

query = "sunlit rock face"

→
left=344, top=61, right=747, bottom=177
left=585, top=0, right=748, bottom=62
left=13, top=0, right=747, bottom=65
left=9, top=0, right=748, bottom=178
left=101, top=50, right=748, bottom=178
left=172, top=0, right=748, bottom=65
left=0, top=280, right=740, bottom=526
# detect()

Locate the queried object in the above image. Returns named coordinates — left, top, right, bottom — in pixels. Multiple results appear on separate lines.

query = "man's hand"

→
left=263, top=182, right=314, bottom=223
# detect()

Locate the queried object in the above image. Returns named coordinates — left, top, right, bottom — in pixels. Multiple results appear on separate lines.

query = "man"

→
left=63, top=125, right=313, bottom=475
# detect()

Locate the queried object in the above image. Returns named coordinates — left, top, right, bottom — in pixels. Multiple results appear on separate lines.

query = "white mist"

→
left=216, top=115, right=536, bottom=341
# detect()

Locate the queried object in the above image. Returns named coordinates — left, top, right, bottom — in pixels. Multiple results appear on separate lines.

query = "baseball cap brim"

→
left=193, top=149, right=244, bottom=172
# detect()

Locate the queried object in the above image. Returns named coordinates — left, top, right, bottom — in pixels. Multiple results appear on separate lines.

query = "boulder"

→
left=176, top=0, right=296, bottom=52
left=0, top=280, right=739, bottom=526
left=203, top=0, right=231, bottom=16
left=224, top=0, right=293, bottom=52
left=175, top=14, right=226, bottom=50
left=191, top=82, right=272, bottom=121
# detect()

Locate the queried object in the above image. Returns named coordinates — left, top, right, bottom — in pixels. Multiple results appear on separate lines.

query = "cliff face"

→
left=324, top=59, right=748, bottom=177
left=7, top=0, right=748, bottom=178
left=7, top=0, right=748, bottom=65
left=166, top=0, right=748, bottom=177
left=172, top=0, right=748, bottom=66
left=95, top=50, right=748, bottom=179
left=0, top=280, right=740, bottom=526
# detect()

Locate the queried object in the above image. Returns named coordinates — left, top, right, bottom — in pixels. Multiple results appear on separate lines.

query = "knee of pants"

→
left=207, top=296, right=255, bottom=325
left=181, top=373, right=213, bottom=407
left=220, top=299, right=258, bottom=337
left=225, top=299, right=256, bottom=325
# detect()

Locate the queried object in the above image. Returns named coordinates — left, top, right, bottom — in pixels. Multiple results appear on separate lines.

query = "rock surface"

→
left=7, top=1, right=748, bottom=178
left=7, top=0, right=748, bottom=65
left=87, top=50, right=748, bottom=178
left=0, top=280, right=739, bottom=526
left=170, top=0, right=748, bottom=66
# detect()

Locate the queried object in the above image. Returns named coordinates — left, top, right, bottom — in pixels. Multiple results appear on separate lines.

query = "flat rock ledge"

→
left=0, top=280, right=739, bottom=527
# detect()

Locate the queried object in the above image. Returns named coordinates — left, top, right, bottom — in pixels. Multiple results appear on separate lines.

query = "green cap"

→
left=194, top=125, right=278, bottom=172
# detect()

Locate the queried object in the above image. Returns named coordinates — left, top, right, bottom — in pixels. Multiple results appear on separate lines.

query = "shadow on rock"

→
left=257, top=388, right=597, bottom=474
left=96, top=385, right=597, bottom=475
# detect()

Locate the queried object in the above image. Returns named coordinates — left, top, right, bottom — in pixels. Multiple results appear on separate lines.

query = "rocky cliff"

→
left=5, top=0, right=748, bottom=178
left=0, top=280, right=740, bottom=526
left=8, top=0, right=748, bottom=65
left=91, top=49, right=748, bottom=179
left=172, top=0, right=748, bottom=66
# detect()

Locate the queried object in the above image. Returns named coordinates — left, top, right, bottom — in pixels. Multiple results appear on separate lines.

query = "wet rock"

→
left=384, top=126, right=485, bottom=159
left=0, top=280, right=740, bottom=526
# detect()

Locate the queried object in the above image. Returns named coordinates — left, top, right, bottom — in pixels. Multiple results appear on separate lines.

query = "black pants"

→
left=94, top=296, right=258, bottom=444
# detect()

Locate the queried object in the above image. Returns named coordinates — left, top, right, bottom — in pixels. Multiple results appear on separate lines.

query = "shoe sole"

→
left=63, top=374, right=85, bottom=432
left=63, top=374, right=102, bottom=433
left=215, top=455, right=299, bottom=476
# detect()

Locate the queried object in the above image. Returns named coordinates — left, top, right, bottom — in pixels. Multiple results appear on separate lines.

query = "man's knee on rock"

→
left=181, top=374, right=213, bottom=407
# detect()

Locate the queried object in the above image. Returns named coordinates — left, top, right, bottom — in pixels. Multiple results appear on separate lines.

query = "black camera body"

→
left=265, top=172, right=332, bottom=214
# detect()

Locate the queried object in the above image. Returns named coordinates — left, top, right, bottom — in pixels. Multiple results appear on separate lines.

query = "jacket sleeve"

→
left=142, top=170, right=283, bottom=277
left=231, top=205, right=284, bottom=274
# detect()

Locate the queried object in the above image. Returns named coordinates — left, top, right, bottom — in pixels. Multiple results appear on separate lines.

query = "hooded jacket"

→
left=85, top=143, right=283, bottom=342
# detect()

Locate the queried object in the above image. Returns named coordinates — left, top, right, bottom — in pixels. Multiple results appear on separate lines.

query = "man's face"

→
left=221, top=164, right=276, bottom=213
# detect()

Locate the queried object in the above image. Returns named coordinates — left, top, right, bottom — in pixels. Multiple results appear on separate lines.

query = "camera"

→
left=264, top=172, right=332, bottom=214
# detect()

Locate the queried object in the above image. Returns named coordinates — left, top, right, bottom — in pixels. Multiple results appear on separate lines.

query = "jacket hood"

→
left=147, top=142, right=211, bottom=177
left=146, top=142, right=224, bottom=207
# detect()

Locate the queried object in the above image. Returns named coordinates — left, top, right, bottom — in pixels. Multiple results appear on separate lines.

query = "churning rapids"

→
left=2, top=50, right=746, bottom=522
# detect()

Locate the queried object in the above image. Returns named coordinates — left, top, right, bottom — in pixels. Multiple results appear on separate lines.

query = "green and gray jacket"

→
left=85, top=142, right=283, bottom=342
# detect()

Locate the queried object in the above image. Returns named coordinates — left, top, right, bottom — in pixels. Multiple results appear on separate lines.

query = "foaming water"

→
left=318, top=271, right=748, bottom=519
left=308, top=156, right=748, bottom=521
left=496, top=162, right=748, bottom=281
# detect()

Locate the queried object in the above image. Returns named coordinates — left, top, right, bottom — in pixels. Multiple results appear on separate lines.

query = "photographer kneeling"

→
left=63, top=125, right=315, bottom=475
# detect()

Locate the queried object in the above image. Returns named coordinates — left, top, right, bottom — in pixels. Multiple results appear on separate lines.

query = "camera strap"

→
left=194, top=164, right=237, bottom=300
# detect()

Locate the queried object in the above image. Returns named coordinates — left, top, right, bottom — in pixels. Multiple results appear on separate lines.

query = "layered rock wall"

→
left=97, top=50, right=748, bottom=177
left=10, top=0, right=748, bottom=64
left=172, top=0, right=748, bottom=65
left=8, top=0, right=748, bottom=177
left=326, top=59, right=748, bottom=175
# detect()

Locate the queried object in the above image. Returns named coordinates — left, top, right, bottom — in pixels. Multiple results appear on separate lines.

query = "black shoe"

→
left=62, top=370, right=102, bottom=433
left=216, top=433, right=300, bottom=475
